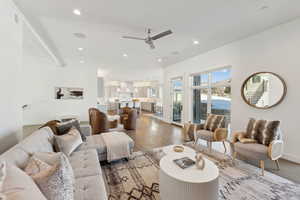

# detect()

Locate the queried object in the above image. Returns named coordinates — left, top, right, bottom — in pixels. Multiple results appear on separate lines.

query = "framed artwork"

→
left=55, top=87, right=84, bottom=100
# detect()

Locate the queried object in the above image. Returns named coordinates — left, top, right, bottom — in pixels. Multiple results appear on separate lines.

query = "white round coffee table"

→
left=159, top=153, right=219, bottom=200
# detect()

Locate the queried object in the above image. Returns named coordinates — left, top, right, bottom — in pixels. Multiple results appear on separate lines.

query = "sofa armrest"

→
left=80, top=124, right=92, bottom=137
left=231, top=131, right=247, bottom=143
left=213, top=128, right=228, bottom=141
left=268, top=140, right=284, bottom=160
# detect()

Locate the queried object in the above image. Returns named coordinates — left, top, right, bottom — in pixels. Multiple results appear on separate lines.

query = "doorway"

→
left=171, top=77, right=183, bottom=125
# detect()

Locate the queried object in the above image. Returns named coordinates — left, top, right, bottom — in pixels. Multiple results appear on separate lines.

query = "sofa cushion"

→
left=196, top=130, right=214, bottom=141
left=68, top=149, right=102, bottom=178
left=78, top=135, right=106, bottom=153
left=55, top=127, right=83, bottom=156
left=3, top=164, right=47, bottom=200
left=24, top=157, right=52, bottom=176
left=0, top=127, right=54, bottom=169
left=32, top=153, right=74, bottom=200
left=75, top=175, right=108, bottom=200
left=0, top=147, right=29, bottom=169
left=19, top=127, right=55, bottom=155
left=234, top=142, right=268, bottom=160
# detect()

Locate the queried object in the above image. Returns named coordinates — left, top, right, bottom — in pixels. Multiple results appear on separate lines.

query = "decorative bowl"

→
left=173, top=145, right=184, bottom=152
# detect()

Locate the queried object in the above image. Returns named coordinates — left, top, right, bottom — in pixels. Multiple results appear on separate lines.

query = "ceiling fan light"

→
left=193, top=40, right=199, bottom=45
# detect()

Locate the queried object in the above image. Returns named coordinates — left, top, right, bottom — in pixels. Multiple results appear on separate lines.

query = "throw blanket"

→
left=101, top=132, right=131, bottom=162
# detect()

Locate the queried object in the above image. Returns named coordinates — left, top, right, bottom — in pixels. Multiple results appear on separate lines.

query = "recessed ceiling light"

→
left=80, top=60, right=85, bottom=64
left=193, top=40, right=199, bottom=45
left=78, top=47, right=84, bottom=51
left=157, top=58, right=162, bottom=62
left=123, top=53, right=128, bottom=57
left=73, top=9, right=81, bottom=16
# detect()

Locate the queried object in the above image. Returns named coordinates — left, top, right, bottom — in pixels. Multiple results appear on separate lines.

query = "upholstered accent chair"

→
left=88, top=108, right=109, bottom=134
left=231, top=118, right=284, bottom=176
left=123, top=109, right=138, bottom=130
left=182, top=122, right=199, bottom=142
left=119, top=106, right=132, bottom=124
left=194, top=114, right=228, bottom=153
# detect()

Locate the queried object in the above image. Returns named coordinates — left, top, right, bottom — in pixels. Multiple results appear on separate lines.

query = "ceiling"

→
left=15, top=0, right=300, bottom=71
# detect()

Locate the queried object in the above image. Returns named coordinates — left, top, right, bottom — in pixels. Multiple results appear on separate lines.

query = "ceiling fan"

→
left=122, top=28, right=173, bottom=49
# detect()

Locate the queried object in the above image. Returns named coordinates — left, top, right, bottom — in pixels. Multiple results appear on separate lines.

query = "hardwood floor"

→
left=124, top=113, right=184, bottom=152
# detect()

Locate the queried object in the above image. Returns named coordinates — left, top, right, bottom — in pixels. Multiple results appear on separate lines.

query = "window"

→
left=191, top=67, right=231, bottom=125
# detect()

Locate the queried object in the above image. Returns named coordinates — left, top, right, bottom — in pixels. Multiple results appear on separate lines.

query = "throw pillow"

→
left=54, top=127, right=83, bottom=156
left=204, top=114, right=224, bottom=132
left=2, top=163, right=47, bottom=200
left=31, top=152, right=74, bottom=183
left=57, top=119, right=86, bottom=141
left=32, top=154, right=74, bottom=200
left=259, top=120, right=280, bottom=145
left=24, top=157, right=52, bottom=177
left=246, top=118, right=280, bottom=145
left=246, top=118, right=266, bottom=139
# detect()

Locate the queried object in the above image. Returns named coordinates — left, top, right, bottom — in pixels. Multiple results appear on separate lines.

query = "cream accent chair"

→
left=194, top=115, right=228, bottom=153
left=231, top=130, right=284, bottom=176
left=195, top=124, right=228, bottom=153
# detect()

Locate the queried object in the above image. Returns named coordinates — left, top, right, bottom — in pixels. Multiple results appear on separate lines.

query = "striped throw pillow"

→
left=246, top=118, right=280, bottom=145
left=204, top=114, right=224, bottom=132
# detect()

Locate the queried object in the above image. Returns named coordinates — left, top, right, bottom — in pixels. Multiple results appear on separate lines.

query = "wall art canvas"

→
left=55, top=87, right=84, bottom=100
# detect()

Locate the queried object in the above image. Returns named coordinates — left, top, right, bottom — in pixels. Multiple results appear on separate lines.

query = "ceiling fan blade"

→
left=151, top=30, right=173, bottom=40
left=149, top=42, right=155, bottom=49
left=122, top=36, right=145, bottom=41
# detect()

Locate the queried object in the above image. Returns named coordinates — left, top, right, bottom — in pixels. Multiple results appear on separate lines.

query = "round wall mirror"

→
left=241, top=72, right=287, bottom=109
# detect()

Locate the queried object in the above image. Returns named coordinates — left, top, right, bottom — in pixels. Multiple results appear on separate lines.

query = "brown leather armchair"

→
left=88, top=108, right=109, bottom=134
left=119, top=106, right=132, bottom=124
left=123, top=109, right=138, bottom=130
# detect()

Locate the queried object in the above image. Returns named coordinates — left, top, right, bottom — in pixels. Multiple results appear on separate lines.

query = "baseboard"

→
left=282, top=153, right=300, bottom=164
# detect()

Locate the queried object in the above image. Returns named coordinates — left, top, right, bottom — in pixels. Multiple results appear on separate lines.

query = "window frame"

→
left=190, top=66, right=231, bottom=124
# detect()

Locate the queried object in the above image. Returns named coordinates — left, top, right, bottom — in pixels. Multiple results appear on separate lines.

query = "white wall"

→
left=163, top=17, right=300, bottom=163
left=21, top=56, right=98, bottom=125
left=0, top=0, right=23, bottom=153
left=21, top=25, right=98, bottom=125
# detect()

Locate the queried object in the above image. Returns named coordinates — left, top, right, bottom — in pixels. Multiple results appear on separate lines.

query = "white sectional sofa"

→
left=0, top=125, right=134, bottom=200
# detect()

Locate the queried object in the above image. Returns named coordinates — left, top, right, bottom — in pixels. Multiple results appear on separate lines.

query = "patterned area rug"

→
left=101, top=143, right=300, bottom=200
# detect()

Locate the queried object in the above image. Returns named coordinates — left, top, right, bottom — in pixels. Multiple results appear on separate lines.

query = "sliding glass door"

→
left=171, top=78, right=183, bottom=124
left=192, top=68, right=231, bottom=125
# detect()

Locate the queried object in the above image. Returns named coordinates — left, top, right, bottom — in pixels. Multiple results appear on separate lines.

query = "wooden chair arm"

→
left=268, top=140, right=284, bottom=160
left=213, top=128, right=228, bottom=141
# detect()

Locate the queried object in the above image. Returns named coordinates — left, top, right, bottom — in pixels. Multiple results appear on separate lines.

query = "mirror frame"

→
left=241, top=72, right=287, bottom=109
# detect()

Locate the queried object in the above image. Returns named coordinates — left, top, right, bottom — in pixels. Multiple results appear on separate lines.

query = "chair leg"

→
left=275, top=160, right=280, bottom=171
left=260, top=160, right=265, bottom=176
left=222, top=141, right=227, bottom=154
